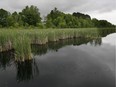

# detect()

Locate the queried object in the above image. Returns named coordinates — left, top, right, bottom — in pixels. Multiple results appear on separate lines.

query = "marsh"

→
left=0, top=30, right=115, bottom=87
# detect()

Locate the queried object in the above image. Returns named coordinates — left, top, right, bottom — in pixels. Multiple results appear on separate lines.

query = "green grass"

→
left=0, top=28, right=115, bottom=61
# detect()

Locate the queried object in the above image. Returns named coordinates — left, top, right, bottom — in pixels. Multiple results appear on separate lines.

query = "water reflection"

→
left=0, top=51, right=39, bottom=82
left=0, top=28, right=115, bottom=85
left=31, top=37, right=102, bottom=56
left=89, top=37, right=102, bottom=46
left=0, top=50, right=14, bottom=70
left=31, top=44, right=48, bottom=56
left=16, top=59, right=39, bottom=82
left=102, top=33, right=116, bottom=46
left=97, top=28, right=115, bottom=37
left=0, top=37, right=103, bottom=83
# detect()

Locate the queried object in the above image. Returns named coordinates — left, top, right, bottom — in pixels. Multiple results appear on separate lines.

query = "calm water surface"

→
left=0, top=32, right=115, bottom=87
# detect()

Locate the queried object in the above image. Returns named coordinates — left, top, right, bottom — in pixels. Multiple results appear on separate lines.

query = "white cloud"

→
left=88, top=10, right=116, bottom=25
left=102, top=33, right=116, bottom=46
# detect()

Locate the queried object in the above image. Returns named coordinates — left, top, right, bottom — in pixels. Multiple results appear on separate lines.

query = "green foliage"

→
left=12, top=11, right=23, bottom=27
left=92, top=18, right=115, bottom=28
left=73, top=12, right=91, bottom=19
left=0, top=6, right=115, bottom=28
left=7, top=15, right=15, bottom=27
left=0, top=9, right=10, bottom=27
left=45, top=8, right=114, bottom=28
left=20, top=5, right=41, bottom=26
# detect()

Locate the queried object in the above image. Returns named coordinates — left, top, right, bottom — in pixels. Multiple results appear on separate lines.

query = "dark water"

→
left=0, top=30, right=116, bottom=87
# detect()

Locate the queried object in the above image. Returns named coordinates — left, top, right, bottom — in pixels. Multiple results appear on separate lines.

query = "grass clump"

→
left=13, top=34, right=32, bottom=62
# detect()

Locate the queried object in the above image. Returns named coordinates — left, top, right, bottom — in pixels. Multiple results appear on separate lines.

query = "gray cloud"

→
left=0, top=0, right=116, bottom=24
left=0, top=0, right=115, bottom=14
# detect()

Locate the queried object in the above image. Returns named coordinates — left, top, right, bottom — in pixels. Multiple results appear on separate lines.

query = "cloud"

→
left=0, top=0, right=116, bottom=24
left=0, top=0, right=115, bottom=13
left=89, top=10, right=116, bottom=25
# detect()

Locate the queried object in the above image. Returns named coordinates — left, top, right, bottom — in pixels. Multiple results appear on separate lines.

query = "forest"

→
left=0, top=5, right=115, bottom=29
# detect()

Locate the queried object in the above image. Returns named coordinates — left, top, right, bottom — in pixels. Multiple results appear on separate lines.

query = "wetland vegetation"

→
left=0, top=28, right=115, bottom=61
left=0, top=5, right=115, bottom=61
left=0, top=1, right=115, bottom=87
left=0, top=30, right=115, bottom=87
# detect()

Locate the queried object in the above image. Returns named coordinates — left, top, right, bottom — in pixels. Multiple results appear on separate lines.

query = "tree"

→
left=7, top=15, right=14, bottom=27
left=0, top=6, right=115, bottom=28
left=0, top=9, right=10, bottom=27
left=92, top=18, right=115, bottom=28
left=98, top=20, right=114, bottom=28
left=11, top=11, right=24, bottom=27
left=20, top=5, right=41, bottom=26
left=45, top=7, right=66, bottom=28
left=92, top=18, right=100, bottom=27
left=12, top=12, right=19, bottom=22
left=73, top=12, right=91, bottom=19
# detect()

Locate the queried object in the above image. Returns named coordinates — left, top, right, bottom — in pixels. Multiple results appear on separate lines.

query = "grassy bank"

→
left=0, top=28, right=115, bottom=61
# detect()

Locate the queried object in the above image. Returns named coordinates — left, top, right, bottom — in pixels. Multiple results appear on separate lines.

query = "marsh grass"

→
left=13, top=35, right=32, bottom=62
left=0, top=28, right=115, bottom=61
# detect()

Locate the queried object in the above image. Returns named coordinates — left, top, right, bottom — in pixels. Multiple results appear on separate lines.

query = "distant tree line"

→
left=0, top=5, right=115, bottom=28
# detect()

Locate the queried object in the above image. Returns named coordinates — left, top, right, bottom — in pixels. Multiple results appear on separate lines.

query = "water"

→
left=0, top=31, right=116, bottom=87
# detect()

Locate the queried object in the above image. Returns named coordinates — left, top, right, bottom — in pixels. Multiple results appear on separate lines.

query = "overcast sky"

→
left=0, top=0, right=116, bottom=24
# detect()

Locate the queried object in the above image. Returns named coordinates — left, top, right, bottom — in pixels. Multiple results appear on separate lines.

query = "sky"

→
left=0, top=0, right=116, bottom=25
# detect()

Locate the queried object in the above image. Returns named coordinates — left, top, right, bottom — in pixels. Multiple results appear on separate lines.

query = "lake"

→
left=0, top=32, right=115, bottom=87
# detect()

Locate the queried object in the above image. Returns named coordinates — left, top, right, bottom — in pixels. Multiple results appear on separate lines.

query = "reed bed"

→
left=0, top=28, right=115, bottom=61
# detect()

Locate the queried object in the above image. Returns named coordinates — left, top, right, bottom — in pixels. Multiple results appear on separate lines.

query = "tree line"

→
left=0, top=5, right=115, bottom=28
